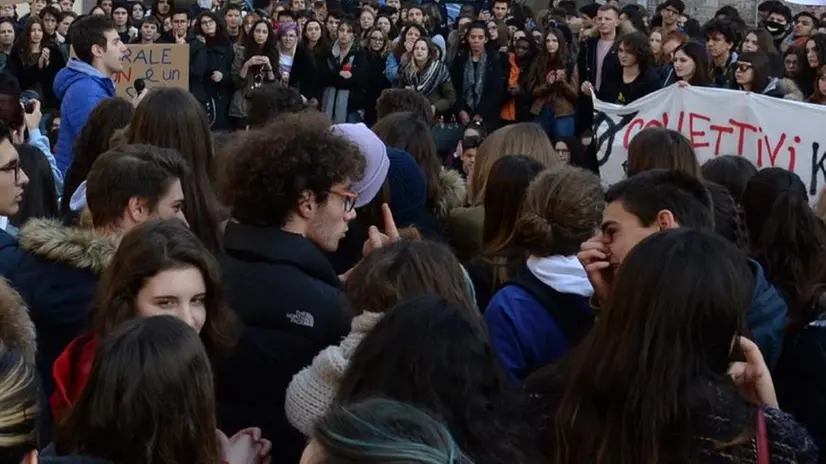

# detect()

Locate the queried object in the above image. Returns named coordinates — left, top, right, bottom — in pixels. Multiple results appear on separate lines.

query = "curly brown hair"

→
left=515, top=165, right=604, bottom=257
left=220, top=112, right=366, bottom=227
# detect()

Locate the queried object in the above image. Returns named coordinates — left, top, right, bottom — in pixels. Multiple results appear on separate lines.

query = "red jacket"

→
left=50, top=334, right=97, bottom=423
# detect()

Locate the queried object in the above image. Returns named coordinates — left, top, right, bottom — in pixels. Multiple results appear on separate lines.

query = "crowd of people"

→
left=1, top=0, right=825, bottom=137
left=0, top=0, right=823, bottom=463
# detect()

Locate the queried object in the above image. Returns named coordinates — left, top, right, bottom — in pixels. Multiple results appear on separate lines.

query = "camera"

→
left=21, top=90, right=39, bottom=114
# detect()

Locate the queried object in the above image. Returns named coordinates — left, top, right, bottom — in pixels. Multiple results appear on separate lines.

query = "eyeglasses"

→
left=736, top=63, right=753, bottom=72
left=329, top=187, right=358, bottom=212
left=369, top=36, right=384, bottom=42
left=0, top=159, right=21, bottom=183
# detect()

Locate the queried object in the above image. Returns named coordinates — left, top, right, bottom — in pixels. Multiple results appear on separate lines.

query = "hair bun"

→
left=515, top=212, right=555, bottom=255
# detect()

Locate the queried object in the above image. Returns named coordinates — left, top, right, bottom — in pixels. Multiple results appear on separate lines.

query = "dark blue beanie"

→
left=385, top=147, right=427, bottom=227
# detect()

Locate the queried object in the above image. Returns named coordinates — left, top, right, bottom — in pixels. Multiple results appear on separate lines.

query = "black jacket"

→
left=215, top=223, right=350, bottom=464
left=575, top=35, right=620, bottom=135
left=189, top=36, right=234, bottom=129
left=450, top=49, right=505, bottom=128
left=775, top=299, right=826, bottom=462
left=598, top=65, right=661, bottom=105
left=362, top=51, right=389, bottom=125
left=299, top=46, right=328, bottom=103
left=10, top=43, right=66, bottom=109
left=322, top=44, right=368, bottom=113
left=287, top=46, right=317, bottom=101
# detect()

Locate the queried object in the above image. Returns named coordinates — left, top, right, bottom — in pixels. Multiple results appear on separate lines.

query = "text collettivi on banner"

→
left=592, top=86, right=826, bottom=201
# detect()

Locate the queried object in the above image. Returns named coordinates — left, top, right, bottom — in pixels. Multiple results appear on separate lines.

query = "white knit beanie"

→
left=285, top=311, right=384, bottom=436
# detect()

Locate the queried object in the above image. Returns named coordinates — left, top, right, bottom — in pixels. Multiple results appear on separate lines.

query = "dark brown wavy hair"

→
left=742, top=167, right=826, bottom=334
left=88, top=219, right=239, bottom=358
left=345, top=239, right=475, bottom=315
left=55, top=316, right=222, bottom=464
left=527, top=28, right=568, bottom=91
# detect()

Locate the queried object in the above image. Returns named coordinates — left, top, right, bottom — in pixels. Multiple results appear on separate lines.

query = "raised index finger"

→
left=737, top=336, right=765, bottom=368
left=381, top=203, right=400, bottom=242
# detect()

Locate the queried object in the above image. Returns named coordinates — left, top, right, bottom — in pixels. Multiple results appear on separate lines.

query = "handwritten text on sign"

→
left=113, top=44, right=189, bottom=98
left=593, top=86, right=826, bottom=201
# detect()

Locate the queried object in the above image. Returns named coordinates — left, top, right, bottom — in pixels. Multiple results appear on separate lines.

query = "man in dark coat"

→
left=215, top=111, right=367, bottom=464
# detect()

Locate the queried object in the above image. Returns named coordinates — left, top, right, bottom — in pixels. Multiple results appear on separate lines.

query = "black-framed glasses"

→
left=329, top=188, right=358, bottom=212
left=0, top=159, right=21, bottom=183
left=736, top=63, right=753, bottom=72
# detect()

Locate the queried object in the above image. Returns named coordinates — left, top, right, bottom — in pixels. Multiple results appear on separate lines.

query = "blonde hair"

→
left=468, top=123, right=561, bottom=205
left=0, top=343, right=38, bottom=457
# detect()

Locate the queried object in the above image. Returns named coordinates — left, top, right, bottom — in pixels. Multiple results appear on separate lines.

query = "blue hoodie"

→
left=485, top=256, right=594, bottom=383
left=53, top=59, right=116, bottom=176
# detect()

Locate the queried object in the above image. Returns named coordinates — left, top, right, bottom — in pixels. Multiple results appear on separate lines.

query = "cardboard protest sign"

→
left=113, top=44, right=189, bottom=98
left=593, top=86, right=826, bottom=202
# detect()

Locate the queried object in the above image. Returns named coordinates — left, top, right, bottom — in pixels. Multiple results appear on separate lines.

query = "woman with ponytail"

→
left=743, top=167, right=826, bottom=455
left=484, top=165, right=604, bottom=383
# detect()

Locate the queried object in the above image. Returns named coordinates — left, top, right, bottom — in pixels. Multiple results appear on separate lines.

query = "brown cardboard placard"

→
left=113, top=43, right=189, bottom=98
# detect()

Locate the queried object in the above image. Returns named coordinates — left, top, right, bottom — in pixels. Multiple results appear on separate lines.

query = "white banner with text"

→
left=593, top=86, right=826, bottom=199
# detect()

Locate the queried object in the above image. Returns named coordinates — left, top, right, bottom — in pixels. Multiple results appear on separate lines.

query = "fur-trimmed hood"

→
left=779, top=77, right=804, bottom=101
left=0, top=279, right=36, bottom=364
left=18, top=219, right=121, bottom=275
left=435, top=168, right=467, bottom=219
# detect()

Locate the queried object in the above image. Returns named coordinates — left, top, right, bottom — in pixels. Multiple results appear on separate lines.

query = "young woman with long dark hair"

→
left=190, top=10, right=235, bottom=131
left=670, top=40, right=712, bottom=87
left=128, top=87, right=225, bottom=253
left=527, top=229, right=816, bottom=462
left=797, top=34, right=826, bottom=97
left=335, top=295, right=538, bottom=464
left=229, top=19, right=277, bottom=127
left=50, top=219, right=239, bottom=422
left=48, top=316, right=267, bottom=464
left=528, top=28, right=577, bottom=138
left=299, top=18, right=330, bottom=108
left=10, top=16, right=65, bottom=109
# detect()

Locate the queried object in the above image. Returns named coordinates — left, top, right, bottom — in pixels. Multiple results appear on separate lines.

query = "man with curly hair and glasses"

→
left=215, top=110, right=369, bottom=464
